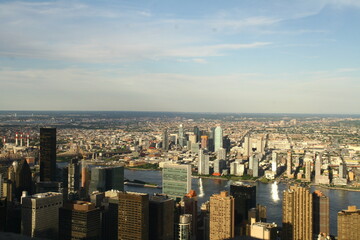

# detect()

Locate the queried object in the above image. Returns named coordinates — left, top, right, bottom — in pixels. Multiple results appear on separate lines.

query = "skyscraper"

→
left=89, top=166, right=124, bottom=194
left=198, top=149, right=210, bottom=175
left=282, top=185, right=312, bottom=240
left=338, top=205, right=360, bottom=240
left=286, top=151, right=292, bottom=177
left=179, top=214, right=192, bottom=240
left=149, top=194, right=174, bottom=240
left=179, top=124, right=185, bottom=147
left=162, top=164, right=191, bottom=198
left=67, top=158, right=80, bottom=199
left=230, top=183, right=256, bottom=236
left=118, top=192, right=149, bottom=240
left=162, top=129, right=169, bottom=151
left=40, top=128, right=56, bottom=182
left=312, top=190, right=329, bottom=237
left=214, top=126, right=223, bottom=153
left=59, top=201, right=101, bottom=240
left=14, top=159, right=32, bottom=200
left=183, top=190, right=198, bottom=239
left=209, top=191, right=235, bottom=240
left=201, top=135, right=208, bottom=149
left=253, top=155, right=259, bottom=177
left=21, top=192, right=63, bottom=239
left=193, top=126, right=200, bottom=143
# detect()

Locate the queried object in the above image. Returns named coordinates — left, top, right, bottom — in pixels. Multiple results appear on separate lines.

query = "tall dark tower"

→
left=230, top=183, right=256, bottom=236
left=40, top=128, right=56, bottom=182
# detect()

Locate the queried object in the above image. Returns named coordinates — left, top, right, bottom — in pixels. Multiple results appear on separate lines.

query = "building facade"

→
left=338, top=205, right=360, bottom=240
left=162, top=164, right=191, bottom=198
left=209, top=191, right=234, bottom=240
left=39, top=128, right=57, bottom=182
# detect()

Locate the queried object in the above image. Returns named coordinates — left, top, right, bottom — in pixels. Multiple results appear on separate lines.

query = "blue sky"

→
left=1, top=0, right=359, bottom=113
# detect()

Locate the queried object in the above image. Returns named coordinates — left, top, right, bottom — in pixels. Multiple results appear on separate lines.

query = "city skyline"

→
left=1, top=0, right=360, bottom=113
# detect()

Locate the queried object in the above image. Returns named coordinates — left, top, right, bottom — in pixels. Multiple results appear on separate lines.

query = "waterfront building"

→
left=179, top=214, right=192, bottom=240
left=179, top=124, right=185, bottom=147
left=338, top=205, right=360, bottom=240
left=39, top=128, right=57, bottom=182
left=271, top=152, right=277, bottom=172
left=149, top=194, right=174, bottom=240
left=214, top=126, right=223, bottom=152
left=282, top=185, right=312, bottom=240
left=313, top=190, right=329, bottom=237
left=21, top=192, right=63, bottom=239
left=253, top=155, right=259, bottom=177
left=209, top=191, right=234, bottom=240
left=230, top=183, right=256, bottom=235
left=213, top=159, right=226, bottom=175
left=118, top=192, right=149, bottom=240
left=217, top=147, right=226, bottom=160
left=198, top=149, right=210, bottom=175
left=59, top=201, right=101, bottom=240
left=162, top=164, right=191, bottom=198
left=162, top=129, right=169, bottom=151
left=89, top=166, right=124, bottom=194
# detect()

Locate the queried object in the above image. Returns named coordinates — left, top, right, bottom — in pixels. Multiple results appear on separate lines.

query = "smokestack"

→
left=15, top=132, right=18, bottom=146
left=20, top=133, right=23, bottom=147
left=26, top=133, right=30, bottom=147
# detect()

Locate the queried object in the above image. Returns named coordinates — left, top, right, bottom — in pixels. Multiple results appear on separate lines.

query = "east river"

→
left=124, top=169, right=360, bottom=236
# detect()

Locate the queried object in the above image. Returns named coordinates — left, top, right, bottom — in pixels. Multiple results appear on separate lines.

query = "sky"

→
left=0, top=0, right=360, bottom=114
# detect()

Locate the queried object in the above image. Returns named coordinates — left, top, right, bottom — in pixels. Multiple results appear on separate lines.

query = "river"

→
left=124, top=169, right=360, bottom=236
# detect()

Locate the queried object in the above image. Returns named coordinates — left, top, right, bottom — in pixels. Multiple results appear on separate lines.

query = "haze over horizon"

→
left=1, top=0, right=360, bottom=114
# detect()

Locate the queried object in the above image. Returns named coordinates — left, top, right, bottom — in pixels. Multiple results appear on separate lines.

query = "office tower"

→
left=59, top=201, right=101, bottom=240
left=249, top=155, right=254, bottom=170
left=105, top=166, right=124, bottom=191
left=339, top=162, right=346, bottom=179
left=338, top=205, right=360, bottom=240
left=183, top=190, right=198, bottom=238
left=201, top=135, right=208, bottom=149
left=2, top=179, right=14, bottom=203
left=305, top=160, right=311, bottom=182
left=162, top=164, right=191, bottom=198
left=90, top=191, right=105, bottom=207
left=21, top=192, right=63, bottom=239
left=188, top=134, right=197, bottom=145
left=162, top=129, right=169, bottom=151
left=103, top=190, right=120, bottom=240
left=89, top=167, right=106, bottom=193
left=312, top=191, right=329, bottom=237
left=282, top=185, right=312, bottom=240
left=286, top=151, right=292, bottom=177
left=10, top=159, right=32, bottom=200
left=40, top=128, right=56, bottom=182
left=0, top=197, right=6, bottom=231
left=243, top=136, right=251, bottom=157
left=89, top=166, right=124, bottom=194
left=253, top=155, right=259, bottom=177
left=230, top=183, right=256, bottom=235
left=68, top=158, right=80, bottom=199
left=213, top=159, right=226, bottom=175
left=118, top=192, right=149, bottom=240
left=248, top=204, right=267, bottom=224
left=315, top=155, right=321, bottom=183
left=198, top=149, right=210, bottom=175
left=214, top=126, right=223, bottom=152
left=179, top=124, right=185, bottom=147
left=209, top=191, right=235, bottom=240
left=149, top=194, right=174, bottom=240
left=271, top=152, right=277, bottom=172
left=199, top=201, right=210, bottom=240
left=179, top=214, right=192, bottom=240
left=217, top=147, right=226, bottom=160
left=250, top=222, right=277, bottom=240
left=193, top=126, right=200, bottom=142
